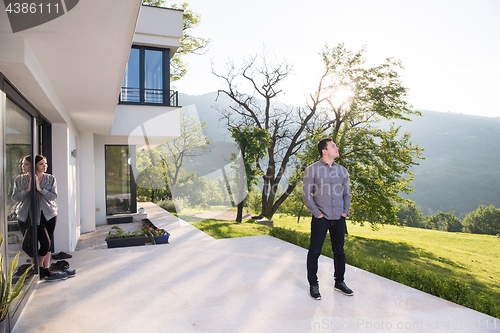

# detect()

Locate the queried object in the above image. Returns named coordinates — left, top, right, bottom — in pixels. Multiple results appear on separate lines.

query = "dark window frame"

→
left=119, top=46, right=178, bottom=107
left=104, top=145, right=137, bottom=215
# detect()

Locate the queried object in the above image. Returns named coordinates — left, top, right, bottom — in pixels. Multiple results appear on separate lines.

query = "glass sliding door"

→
left=105, top=145, right=132, bottom=215
left=4, top=97, right=36, bottom=319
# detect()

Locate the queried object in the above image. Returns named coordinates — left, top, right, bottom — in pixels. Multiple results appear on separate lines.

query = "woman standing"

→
left=12, top=155, right=67, bottom=282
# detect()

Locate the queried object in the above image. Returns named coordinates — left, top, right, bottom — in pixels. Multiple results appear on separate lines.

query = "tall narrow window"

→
left=105, top=146, right=131, bottom=215
left=121, top=48, right=140, bottom=103
left=105, top=145, right=137, bottom=215
left=145, top=49, right=163, bottom=103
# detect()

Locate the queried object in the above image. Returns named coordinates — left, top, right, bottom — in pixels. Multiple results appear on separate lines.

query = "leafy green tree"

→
left=174, top=173, right=207, bottom=206
left=426, top=211, right=463, bottom=232
left=158, top=109, right=209, bottom=192
left=297, top=44, right=423, bottom=225
left=135, top=108, right=208, bottom=205
left=395, top=201, right=426, bottom=228
left=230, top=126, right=271, bottom=222
left=136, top=147, right=170, bottom=202
left=440, top=212, right=463, bottom=232
left=278, top=181, right=311, bottom=223
left=246, top=188, right=262, bottom=215
left=463, top=205, right=500, bottom=235
left=142, top=0, right=209, bottom=81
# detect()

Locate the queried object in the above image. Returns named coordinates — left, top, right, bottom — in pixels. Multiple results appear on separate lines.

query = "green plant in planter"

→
left=151, top=228, right=168, bottom=236
left=0, top=236, right=32, bottom=322
left=106, top=226, right=146, bottom=239
left=142, top=225, right=168, bottom=236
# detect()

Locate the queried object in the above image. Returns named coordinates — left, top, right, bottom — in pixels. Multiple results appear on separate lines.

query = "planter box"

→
left=107, top=216, right=133, bottom=224
left=105, top=236, right=147, bottom=248
left=153, top=233, right=170, bottom=245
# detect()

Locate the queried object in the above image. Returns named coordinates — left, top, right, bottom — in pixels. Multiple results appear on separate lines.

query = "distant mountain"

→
left=180, top=92, right=234, bottom=143
left=179, top=92, right=500, bottom=218
left=388, top=110, right=500, bottom=218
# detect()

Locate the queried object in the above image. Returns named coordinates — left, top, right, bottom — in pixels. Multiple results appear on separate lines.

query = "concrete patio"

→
left=12, top=203, right=499, bottom=332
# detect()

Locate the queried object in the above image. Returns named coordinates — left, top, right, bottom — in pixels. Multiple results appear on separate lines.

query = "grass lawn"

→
left=191, top=218, right=270, bottom=239
left=345, top=222, right=500, bottom=296
left=189, top=213, right=500, bottom=312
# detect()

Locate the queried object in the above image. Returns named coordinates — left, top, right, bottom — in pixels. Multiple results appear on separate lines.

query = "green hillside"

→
left=345, top=221, right=500, bottom=296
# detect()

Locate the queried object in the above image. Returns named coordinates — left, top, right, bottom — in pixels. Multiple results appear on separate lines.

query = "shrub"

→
left=157, top=197, right=185, bottom=214
left=463, top=205, right=500, bottom=235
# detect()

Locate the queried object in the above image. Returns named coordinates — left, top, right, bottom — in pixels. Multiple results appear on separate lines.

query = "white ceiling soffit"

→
left=0, top=0, right=142, bottom=135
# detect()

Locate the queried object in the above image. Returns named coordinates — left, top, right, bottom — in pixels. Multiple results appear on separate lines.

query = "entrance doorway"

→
left=105, top=145, right=137, bottom=215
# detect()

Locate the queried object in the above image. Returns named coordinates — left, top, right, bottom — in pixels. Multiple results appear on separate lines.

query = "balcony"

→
left=119, top=87, right=178, bottom=107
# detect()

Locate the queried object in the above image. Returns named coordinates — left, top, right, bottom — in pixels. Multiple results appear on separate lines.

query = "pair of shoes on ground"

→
left=42, top=263, right=76, bottom=282
left=50, top=260, right=70, bottom=271
left=44, top=271, right=68, bottom=282
left=49, top=261, right=76, bottom=278
left=309, top=282, right=354, bottom=300
left=43, top=270, right=76, bottom=282
left=52, top=251, right=72, bottom=260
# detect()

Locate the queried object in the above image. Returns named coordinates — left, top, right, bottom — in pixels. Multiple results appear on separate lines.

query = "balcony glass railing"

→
left=119, top=87, right=178, bottom=107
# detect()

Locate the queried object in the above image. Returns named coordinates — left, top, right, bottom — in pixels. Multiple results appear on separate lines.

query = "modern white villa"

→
left=0, top=1, right=183, bottom=329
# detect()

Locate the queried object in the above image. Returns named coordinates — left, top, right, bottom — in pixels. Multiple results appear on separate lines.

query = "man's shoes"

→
left=334, top=282, right=354, bottom=296
left=50, top=260, right=70, bottom=272
left=52, top=251, right=72, bottom=259
left=66, top=269, right=76, bottom=278
left=50, top=261, right=76, bottom=277
left=44, top=271, right=68, bottom=282
left=310, top=285, right=322, bottom=300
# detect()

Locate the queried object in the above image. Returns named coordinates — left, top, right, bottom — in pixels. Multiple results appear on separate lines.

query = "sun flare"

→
left=331, top=87, right=355, bottom=108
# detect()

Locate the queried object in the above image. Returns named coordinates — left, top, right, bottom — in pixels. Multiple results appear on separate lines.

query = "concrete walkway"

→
left=13, top=203, right=499, bottom=332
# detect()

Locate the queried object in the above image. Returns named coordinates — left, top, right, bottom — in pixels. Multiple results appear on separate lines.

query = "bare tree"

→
left=213, top=54, right=331, bottom=218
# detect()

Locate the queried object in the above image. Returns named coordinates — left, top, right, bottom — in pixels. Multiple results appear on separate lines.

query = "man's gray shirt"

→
left=302, top=160, right=351, bottom=220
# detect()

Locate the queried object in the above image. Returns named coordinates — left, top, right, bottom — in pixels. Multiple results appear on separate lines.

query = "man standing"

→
left=302, top=138, right=353, bottom=300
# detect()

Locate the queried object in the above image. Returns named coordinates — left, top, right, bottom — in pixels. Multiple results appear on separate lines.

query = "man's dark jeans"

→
left=307, top=215, right=346, bottom=286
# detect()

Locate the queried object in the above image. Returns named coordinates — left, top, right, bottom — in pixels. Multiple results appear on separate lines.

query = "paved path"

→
left=191, top=210, right=252, bottom=220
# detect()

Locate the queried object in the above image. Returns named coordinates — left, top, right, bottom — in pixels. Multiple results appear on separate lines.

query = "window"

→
left=105, top=145, right=137, bottom=215
left=120, top=46, right=178, bottom=106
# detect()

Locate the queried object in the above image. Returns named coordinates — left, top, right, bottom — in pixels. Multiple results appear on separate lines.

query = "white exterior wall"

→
left=79, top=132, right=96, bottom=233
left=52, top=122, right=80, bottom=252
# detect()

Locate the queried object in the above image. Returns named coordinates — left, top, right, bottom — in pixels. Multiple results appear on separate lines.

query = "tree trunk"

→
left=236, top=200, right=243, bottom=223
left=236, top=151, right=246, bottom=222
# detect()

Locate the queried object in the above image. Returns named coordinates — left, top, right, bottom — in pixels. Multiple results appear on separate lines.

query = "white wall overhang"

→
left=0, top=0, right=142, bottom=135
left=111, top=104, right=180, bottom=149
left=133, top=5, right=183, bottom=55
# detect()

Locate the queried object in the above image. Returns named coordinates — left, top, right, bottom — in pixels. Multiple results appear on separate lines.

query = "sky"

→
left=174, top=0, right=500, bottom=118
